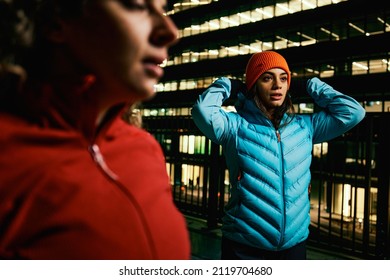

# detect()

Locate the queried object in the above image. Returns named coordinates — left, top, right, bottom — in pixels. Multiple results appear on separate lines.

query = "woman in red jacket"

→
left=0, top=0, right=190, bottom=259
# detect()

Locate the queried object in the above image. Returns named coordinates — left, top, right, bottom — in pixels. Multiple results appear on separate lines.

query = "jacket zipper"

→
left=276, top=130, right=281, bottom=142
left=89, top=144, right=119, bottom=181
left=276, top=129, right=285, bottom=249
left=89, top=143, right=159, bottom=258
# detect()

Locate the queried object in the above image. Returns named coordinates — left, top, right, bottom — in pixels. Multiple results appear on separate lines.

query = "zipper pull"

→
left=237, top=170, right=242, bottom=181
left=276, top=130, right=281, bottom=142
left=89, top=144, right=119, bottom=181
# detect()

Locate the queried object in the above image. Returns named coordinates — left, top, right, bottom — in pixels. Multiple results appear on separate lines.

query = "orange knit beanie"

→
left=245, top=51, right=291, bottom=90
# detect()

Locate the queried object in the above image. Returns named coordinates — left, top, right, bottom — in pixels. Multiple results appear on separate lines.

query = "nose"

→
left=273, top=78, right=283, bottom=89
left=150, top=13, right=179, bottom=47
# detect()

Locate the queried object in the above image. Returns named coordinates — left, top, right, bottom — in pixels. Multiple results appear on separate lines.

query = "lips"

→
left=270, top=93, right=283, bottom=101
left=142, top=57, right=165, bottom=79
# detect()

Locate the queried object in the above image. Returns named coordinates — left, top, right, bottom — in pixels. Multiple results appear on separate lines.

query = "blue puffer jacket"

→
left=192, top=77, right=365, bottom=251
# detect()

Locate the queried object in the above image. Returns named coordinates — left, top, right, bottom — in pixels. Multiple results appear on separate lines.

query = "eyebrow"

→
left=262, top=71, right=288, bottom=76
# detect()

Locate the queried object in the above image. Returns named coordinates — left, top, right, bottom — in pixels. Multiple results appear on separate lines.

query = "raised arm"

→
left=191, top=77, right=238, bottom=144
left=306, top=77, right=366, bottom=143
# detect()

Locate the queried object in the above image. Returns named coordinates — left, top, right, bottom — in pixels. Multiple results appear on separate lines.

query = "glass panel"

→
left=369, top=59, right=388, bottom=74
left=352, top=60, right=368, bottom=75
left=275, top=3, right=290, bottom=16
left=179, top=135, right=188, bottom=153
left=177, top=164, right=205, bottom=204
left=166, top=162, right=174, bottom=186
left=178, top=135, right=208, bottom=154
left=385, top=101, right=390, bottom=112
left=299, top=103, right=314, bottom=113
left=365, top=101, right=383, bottom=112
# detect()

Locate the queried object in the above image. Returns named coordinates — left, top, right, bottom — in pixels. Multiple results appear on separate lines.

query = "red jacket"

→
left=0, top=83, right=190, bottom=259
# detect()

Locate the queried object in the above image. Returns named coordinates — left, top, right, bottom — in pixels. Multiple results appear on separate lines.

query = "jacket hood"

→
left=234, top=92, right=271, bottom=126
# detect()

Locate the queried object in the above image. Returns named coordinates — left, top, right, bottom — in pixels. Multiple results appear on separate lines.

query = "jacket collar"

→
left=234, top=92, right=291, bottom=128
left=15, top=82, right=126, bottom=143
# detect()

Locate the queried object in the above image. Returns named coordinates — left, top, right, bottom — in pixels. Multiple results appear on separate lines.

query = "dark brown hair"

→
left=251, top=87, right=295, bottom=130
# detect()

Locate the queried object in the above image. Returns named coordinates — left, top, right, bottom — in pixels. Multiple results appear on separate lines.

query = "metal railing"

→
left=144, top=113, right=389, bottom=259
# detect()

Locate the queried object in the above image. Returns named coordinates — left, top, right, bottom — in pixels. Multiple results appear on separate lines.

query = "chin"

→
left=125, top=80, right=155, bottom=101
left=143, top=92, right=157, bottom=101
left=270, top=103, right=283, bottom=108
left=137, top=86, right=157, bottom=101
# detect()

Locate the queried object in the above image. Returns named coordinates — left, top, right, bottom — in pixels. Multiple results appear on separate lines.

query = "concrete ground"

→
left=186, top=216, right=354, bottom=260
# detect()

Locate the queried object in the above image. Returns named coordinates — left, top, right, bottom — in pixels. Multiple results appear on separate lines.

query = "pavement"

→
left=186, top=216, right=356, bottom=260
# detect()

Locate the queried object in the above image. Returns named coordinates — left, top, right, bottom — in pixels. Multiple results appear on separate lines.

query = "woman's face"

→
left=253, top=68, right=289, bottom=112
left=56, top=0, right=177, bottom=104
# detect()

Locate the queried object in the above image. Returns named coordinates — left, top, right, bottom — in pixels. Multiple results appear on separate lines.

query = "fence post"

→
left=363, top=116, right=373, bottom=256
left=375, top=114, right=390, bottom=259
left=207, top=142, right=220, bottom=229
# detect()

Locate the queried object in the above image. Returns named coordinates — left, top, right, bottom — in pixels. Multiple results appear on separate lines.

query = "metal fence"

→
left=144, top=112, right=389, bottom=259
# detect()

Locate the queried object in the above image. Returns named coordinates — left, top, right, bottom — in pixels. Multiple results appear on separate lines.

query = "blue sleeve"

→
left=307, top=77, right=366, bottom=143
left=191, top=77, right=234, bottom=145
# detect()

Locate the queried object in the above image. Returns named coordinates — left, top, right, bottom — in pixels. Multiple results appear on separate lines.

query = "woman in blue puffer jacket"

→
left=192, top=51, right=365, bottom=259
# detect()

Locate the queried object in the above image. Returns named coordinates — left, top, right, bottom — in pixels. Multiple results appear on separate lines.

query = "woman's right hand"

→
left=229, top=78, right=246, bottom=98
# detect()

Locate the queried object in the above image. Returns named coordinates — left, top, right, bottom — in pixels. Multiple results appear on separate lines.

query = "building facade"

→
left=142, top=0, right=390, bottom=259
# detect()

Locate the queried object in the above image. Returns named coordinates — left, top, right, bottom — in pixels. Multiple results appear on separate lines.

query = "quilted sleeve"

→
left=306, top=77, right=365, bottom=143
